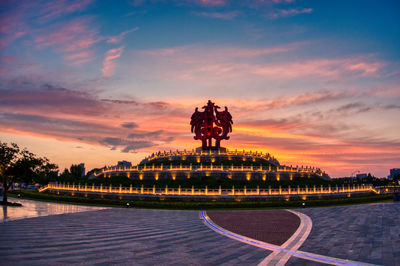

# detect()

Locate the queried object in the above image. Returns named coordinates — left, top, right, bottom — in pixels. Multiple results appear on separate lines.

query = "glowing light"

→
left=154, top=172, right=159, bottom=180
left=171, top=172, right=176, bottom=180
left=211, top=157, right=215, bottom=163
left=139, top=173, right=143, bottom=180
left=246, top=172, right=251, bottom=181
left=276, top=173, right=280, bottom=181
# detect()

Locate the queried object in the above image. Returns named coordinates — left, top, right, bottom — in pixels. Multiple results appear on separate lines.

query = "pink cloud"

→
left=347, top=62, right=382, bottom=74
left=102, top=46, right=124, bottom=78
left=136, top=45, right=383, bottom=82
left=35, top=17, right=102, bottom=52
left=107, top=27, right=139, bottom=44
left=0, top=31, right=26, bottom=50
left=193, top=11, right=241, bottom=20
left=64, top=50, right=94, bottom=65
left=197, top=0, right=226, bottom=6
left=64, top=50, right=93, bottom=60
left=269, top=7, right=313, bottom=19
left=139, top=42, right=302, bottom=59
left=249, top=58, right=383, bottom=78
left=39, top=0, right=93, bottom=21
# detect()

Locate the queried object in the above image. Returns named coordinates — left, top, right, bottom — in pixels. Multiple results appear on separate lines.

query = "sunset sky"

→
left=1, top=0, right=399, bottom=177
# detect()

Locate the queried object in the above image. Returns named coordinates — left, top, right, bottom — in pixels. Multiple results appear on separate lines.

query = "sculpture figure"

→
left=190, top=100, right=233, bottom=150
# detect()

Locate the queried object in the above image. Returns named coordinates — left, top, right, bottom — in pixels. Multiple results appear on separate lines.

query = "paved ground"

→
left=286, top=202, right=400, bottom=266
left=207, top=210, right=300, bottom=245
left=1, top=200, right=399, bottom=265
left=0, top=208, right=270, bottom=265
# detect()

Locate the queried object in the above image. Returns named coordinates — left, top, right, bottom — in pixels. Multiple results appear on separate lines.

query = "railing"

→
left=144, top=149, right=277, bottom=162
left=95, top=164, right=322, bottom=177
left=40, top=183, right=375, bottom=197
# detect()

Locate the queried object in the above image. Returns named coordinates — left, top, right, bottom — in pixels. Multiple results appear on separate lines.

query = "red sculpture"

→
left=190, top=100, right=233, bottom=150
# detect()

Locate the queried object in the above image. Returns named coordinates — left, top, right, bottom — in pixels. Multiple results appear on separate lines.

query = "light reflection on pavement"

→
left=1, top=197, right=107, bottom=222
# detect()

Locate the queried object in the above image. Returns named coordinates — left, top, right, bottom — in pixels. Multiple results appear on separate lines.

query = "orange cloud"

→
left=1, top=82, right=398, bottom=177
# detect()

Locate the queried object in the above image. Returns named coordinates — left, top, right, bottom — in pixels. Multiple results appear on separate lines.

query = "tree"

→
left=0, top=141, right=59, bottom=203
left=70, top=164, right=84, bottom=180
left=34, top=158, right=59, bottom=184
left=0, top=142, right=20, bottom=203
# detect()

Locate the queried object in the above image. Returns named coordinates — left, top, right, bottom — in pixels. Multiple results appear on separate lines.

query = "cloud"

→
left=34, top=17, right=103, bottom=55
left=101, top=46, right=124, bottom=78
left=107, top=27, right=139, bottom=43
left=39, top=0, right=93, bottom=21
left=268, top=8, right=313, bottom=19
left=193, top=11, right=241, bottom=20
left=0, top=85, right=105, bottom=116
left=249, top=58, right=383, bottom=78
left=134, top=45, right=384, bottom=86
left=0, top=75, right=398, bottom=176
left=100, top=137, right=154, bottom=152
left=139, top=42, right=302, bottom=59
left=63, top=50, right=94, bottom=65
left=0, top=112, right=115, bottom=140
left=121, top=122, right=138, bottom=129
left=334, top=102, right=372, bottom=114
left=187, top=0, right=226, bottom=6
left=128, top=130, right=175, bottom=142
left=0, top=81, right=181, bottom=153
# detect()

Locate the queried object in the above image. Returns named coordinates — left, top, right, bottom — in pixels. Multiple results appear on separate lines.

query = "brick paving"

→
left=1, top=199, right=400, bottom=265
left=0, top=208, right=270, bottom=265
left=286, top=202, right=400, bottom=266
left=207, top=210, right=300, bottom=246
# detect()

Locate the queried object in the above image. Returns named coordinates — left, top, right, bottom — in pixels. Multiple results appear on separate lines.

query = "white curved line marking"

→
left=201, top=211, right=377, bottom=266
left=258, top=210, right=312, bottom=265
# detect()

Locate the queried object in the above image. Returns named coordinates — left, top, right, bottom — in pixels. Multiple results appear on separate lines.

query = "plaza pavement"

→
left=0, top=207, right=270, bottom=265
left=286, top=202, right=400, bottom=266
left=0, top=200, right=399, bottom=265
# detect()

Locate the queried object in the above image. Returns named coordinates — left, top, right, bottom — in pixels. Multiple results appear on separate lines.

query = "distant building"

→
left=117, top=160, right=132, bottom=168
left=388, top=168, right=400, bottom=179
left=356, top=173, right=367, bottom=179
left=79, top=163, right=85, bottom=176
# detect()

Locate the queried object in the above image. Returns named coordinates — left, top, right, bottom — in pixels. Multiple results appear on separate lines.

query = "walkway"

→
left=286, top=202, right=400, bottom=266
left=1, top=199, right=399, bottom=265
left=0, top=207, right=269, bottom=265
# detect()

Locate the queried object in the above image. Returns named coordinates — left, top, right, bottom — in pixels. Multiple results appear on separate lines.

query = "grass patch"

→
left=9, top=190, right=394, bottom=210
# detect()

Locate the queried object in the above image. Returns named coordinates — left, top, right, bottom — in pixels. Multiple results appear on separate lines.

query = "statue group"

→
left=190, top=100, right=233, bottom=150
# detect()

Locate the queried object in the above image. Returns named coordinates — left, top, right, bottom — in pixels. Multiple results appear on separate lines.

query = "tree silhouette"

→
left=1, top=141, right=58, bottom=203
